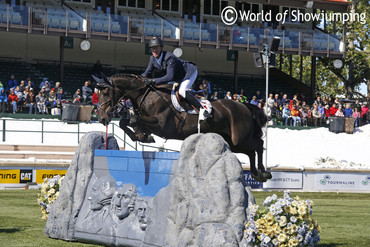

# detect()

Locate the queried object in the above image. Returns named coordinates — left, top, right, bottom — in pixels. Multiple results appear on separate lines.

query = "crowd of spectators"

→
left=210, top=88, right=369, bottom=128
left=0, top=73, right=100, bottom=115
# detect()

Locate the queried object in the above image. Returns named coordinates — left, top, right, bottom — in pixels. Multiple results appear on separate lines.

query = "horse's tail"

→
left=243, top=103, right=267, bottom=139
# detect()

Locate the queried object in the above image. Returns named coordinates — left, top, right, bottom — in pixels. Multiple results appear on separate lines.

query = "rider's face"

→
left=151, top=46, right=162, bottom=58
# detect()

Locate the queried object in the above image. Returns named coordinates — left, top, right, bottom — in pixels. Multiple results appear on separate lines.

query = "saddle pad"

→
left=170, top=89, right=212, bottom=116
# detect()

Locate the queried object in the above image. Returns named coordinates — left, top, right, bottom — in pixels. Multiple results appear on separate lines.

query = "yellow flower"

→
left=283, top=227, right=290, bottom=234
left=265, top=212, right=273, bottom=220
left=256, top=218, right=266, bottom=228
left=278, top=233, right=287, bottom=243
left=298, top=206, right=306, bottom=216
left=292, top=200, right=298, bottom=207
left=279, top=216, right=287, bottom=227
left=290, top=206, right=297, bottom=215
left=288, top=238, right=299, bottom=246
left=317, top=225, right=321, bottom=233
left=308, top=223, right=314, bottom=231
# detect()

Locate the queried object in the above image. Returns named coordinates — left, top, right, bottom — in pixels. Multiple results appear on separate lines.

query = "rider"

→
left=142, top=37, right=208, bottom=117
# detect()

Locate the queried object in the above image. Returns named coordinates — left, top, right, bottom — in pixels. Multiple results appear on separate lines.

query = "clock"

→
left=173, top=48, right=183, bottom=58
left=80, top=40, right=91, bottom=51
left=333, top=59, right=343, bottom=69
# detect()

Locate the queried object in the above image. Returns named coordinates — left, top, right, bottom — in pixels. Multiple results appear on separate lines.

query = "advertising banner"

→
left=0, top=169, right=20, bottom=184
left=243, top=171, right=263, bottom=189
left=315, top=173, right=370, bottom=191
left=20, top=169, right=33, bottom=183
left=36, top=170, right=67, bottom=184
left=264, top=172, right=303, bottom=189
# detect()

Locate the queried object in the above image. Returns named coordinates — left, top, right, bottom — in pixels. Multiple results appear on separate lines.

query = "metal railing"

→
left=0, top=119, right=178, bottom=152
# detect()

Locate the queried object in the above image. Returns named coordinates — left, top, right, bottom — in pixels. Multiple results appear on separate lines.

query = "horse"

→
left=95, top=74, right=271, bottom=182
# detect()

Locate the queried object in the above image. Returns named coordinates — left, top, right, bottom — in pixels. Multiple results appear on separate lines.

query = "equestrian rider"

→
left=142, top=37, right=207, bottom=116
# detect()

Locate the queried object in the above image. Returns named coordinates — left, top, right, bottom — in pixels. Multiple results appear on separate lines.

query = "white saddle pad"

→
left=171, top=89, right=212, bottom=116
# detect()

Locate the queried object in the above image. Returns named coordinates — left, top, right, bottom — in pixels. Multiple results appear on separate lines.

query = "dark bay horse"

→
left=96, top=74, right=271, bottom=182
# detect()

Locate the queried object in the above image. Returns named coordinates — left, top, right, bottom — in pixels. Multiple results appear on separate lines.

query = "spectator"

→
left=267, top=94, right=274, bottom=108
left=0, top=88, right=8, bottom=113
left=44, top=81, right=52, bottom=93
left=91, top=60, right=103, bottom=77
left=250, top=96, right=258, bottom=106
left=26, top=76, right=35, bottom=88
left=7, top=74, right=18, bottom=92
left=281, top=94, right=289, bottom=106
left=92, top=88, right=99, bottom=108
left=255, top=90, right=263, bottom=101
left=314, top=96, right=323, bottom=106
left=73, top=89, right=82, bottom=103
left=274, top=93, right=282, bottom=107
left=291, top=105, right=301, bottom=126
left=322, top=96, right=329, bottom=106
left=282, top=104, right=292, bottom=126
left=344, top=104, right=353, bottom=118
left=39, top=78, right=49, bottom=89
left=224, top=91, right=232, bottom=100
left=8, top=89, right=18, bottom=114
left=25, top=90, right=37, bottom=114
left=318, top=103, right=325, bottom=121
left=82, top=81, right=93, bottom=103
left=210, top=92, right=218, bottom=101
left=56, top=88, right=66, bottom=106
left=19, top=80, right=26, bottom=92
left=312, top=105, right=322, bottom=127
left=14, top=86, right=25, bottom=106
left=335, top=106, right=344, bottom=117
left=54, top=82, right=61, bottom=92
left=232, top=94, right=238, bottom=101
left=306, top=105, right=312, bottom=126
left=330, top=103, right=338, bottom=116
left=202, top=79, right=211, bottom=99
left=353, top=108, right=360, bottom=127
left=238, top=94, right=247, bottom=103
left=299, top=106, right=308, bottom=127
left=353, top=99, right=361, bottom=113
left=48, top=89, right=57, bottom=108
left=361, top=102, right=368, bottom=124
left=271, top=101, right=281, bottom=118
left=36, top=91, right=48, bottom=114
left=324, top=105, right=331, bottom=118
left=263, top=103, right=273, bottom=125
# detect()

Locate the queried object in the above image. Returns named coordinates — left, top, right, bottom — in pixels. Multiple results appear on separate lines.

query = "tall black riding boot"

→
left=185, top=91, right=202, bottom=111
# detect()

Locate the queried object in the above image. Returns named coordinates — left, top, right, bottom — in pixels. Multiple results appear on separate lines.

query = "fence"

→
left=0, top=119, right=179, bottom=152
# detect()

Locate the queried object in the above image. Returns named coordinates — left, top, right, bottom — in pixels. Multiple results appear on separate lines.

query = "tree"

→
left=318, top=0, right=369, bottom=100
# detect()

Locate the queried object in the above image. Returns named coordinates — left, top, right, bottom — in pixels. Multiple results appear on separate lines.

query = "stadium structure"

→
left=0, top=0, right=349, bottom=100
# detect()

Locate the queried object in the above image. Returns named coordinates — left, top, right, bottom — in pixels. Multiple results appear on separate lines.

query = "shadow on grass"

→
left=0, top=226, right=29, bottom=233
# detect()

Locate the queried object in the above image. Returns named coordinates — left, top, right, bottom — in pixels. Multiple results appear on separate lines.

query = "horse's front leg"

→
left=119, top=119, right=140, bottom=142
left=128, top=116, right=157, bottom=143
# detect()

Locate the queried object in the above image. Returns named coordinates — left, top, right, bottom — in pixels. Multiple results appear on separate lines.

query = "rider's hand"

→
left=144, top=78, right=156, bottom=86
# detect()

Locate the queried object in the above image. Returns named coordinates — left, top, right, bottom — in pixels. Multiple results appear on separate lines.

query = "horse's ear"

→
left=92, top=74, right=104, bottom=84
left=96, top=82, right=113, bottom=89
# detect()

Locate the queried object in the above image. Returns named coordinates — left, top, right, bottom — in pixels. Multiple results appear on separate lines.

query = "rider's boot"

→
left=185, top=92, right=210, bottom=118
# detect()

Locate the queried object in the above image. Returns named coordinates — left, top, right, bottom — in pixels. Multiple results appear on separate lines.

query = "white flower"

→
left=272, top=194, right=278, bottom=200
left=290, top=216, right=297, bottom=223
left=263, top=236, right=271, bottom=243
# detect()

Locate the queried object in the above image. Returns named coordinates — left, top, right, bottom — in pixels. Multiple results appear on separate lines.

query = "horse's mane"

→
left=111, top=74, right=142, bottom=79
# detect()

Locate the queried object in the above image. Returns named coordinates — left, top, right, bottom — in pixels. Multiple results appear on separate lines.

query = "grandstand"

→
left=0, top=0, right=348, bottom=100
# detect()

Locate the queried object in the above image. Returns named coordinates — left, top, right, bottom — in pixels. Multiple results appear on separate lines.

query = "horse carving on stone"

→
left=95, top=74, right=271, bottom=182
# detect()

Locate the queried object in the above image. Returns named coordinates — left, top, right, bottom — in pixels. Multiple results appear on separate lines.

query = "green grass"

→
left=0, top=190, right=369, bottom=246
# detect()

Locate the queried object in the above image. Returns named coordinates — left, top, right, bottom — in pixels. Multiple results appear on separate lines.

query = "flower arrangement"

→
left=243, top=191, right=320, bottom=247
left=37, top=175, right=64, bottom=221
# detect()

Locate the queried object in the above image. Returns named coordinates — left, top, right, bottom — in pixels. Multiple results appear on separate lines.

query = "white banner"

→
left=315, top=173, right=370, bottom=191
left=264, top=172, right=303, bottom=189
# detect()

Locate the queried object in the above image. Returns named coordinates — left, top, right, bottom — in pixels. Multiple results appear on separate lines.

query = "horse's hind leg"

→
left=255, top=139, right=272, bottom=180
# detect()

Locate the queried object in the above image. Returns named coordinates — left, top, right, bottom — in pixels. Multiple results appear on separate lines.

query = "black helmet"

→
left=149, top=37, right=163, bottom=47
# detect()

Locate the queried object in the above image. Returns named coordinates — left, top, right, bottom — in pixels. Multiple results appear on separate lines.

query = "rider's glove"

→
left=144, top=78, right=156, bottom=86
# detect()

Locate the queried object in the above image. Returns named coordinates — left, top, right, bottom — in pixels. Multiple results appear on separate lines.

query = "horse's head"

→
left=95, top=76, right=117, bottom=126
left=94, top=74, right=146, bottom=126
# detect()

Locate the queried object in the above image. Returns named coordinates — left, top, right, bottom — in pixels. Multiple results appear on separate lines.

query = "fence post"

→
left=2, top=119, right=5, bottom=142
left=77, top=122, right=80, bottom=144
left=41, top=120, right=44, bottom=143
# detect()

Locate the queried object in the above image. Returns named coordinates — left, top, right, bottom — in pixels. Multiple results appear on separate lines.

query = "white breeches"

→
left=179, top=70, right=198, bottom=98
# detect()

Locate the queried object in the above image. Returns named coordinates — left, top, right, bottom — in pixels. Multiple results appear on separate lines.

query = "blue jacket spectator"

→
left=318, top=104, right=325, bottom=118
left=344, top=105, right=353, bottom=117
left=7, top=74, right=18, bottom=91
left=39, top=78, right=49, bottom=89
left=250, top=96, right=259, bottom=106
left=0, top=88, right=7, bottom=103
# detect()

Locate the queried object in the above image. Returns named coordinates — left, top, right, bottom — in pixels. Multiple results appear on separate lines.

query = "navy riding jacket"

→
left=142, top=51, right=197, bottom=84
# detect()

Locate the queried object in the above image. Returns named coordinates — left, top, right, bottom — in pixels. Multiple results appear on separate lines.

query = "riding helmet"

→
left=149, top=37, right=163, bottom=47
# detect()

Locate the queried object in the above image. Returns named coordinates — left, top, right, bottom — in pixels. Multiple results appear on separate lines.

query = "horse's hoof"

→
left=251, top=172, right=267, bottom=183
left=262, top=171, right=272, bottom=179
left=146, top=135, right=155, bottom=143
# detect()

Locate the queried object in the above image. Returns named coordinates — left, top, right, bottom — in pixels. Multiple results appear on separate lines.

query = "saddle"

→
left=170, top=83, right=212, bottom=116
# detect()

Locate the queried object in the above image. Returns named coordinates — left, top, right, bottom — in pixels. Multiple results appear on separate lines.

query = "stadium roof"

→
left=244, top=0, right=349, bottom=12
